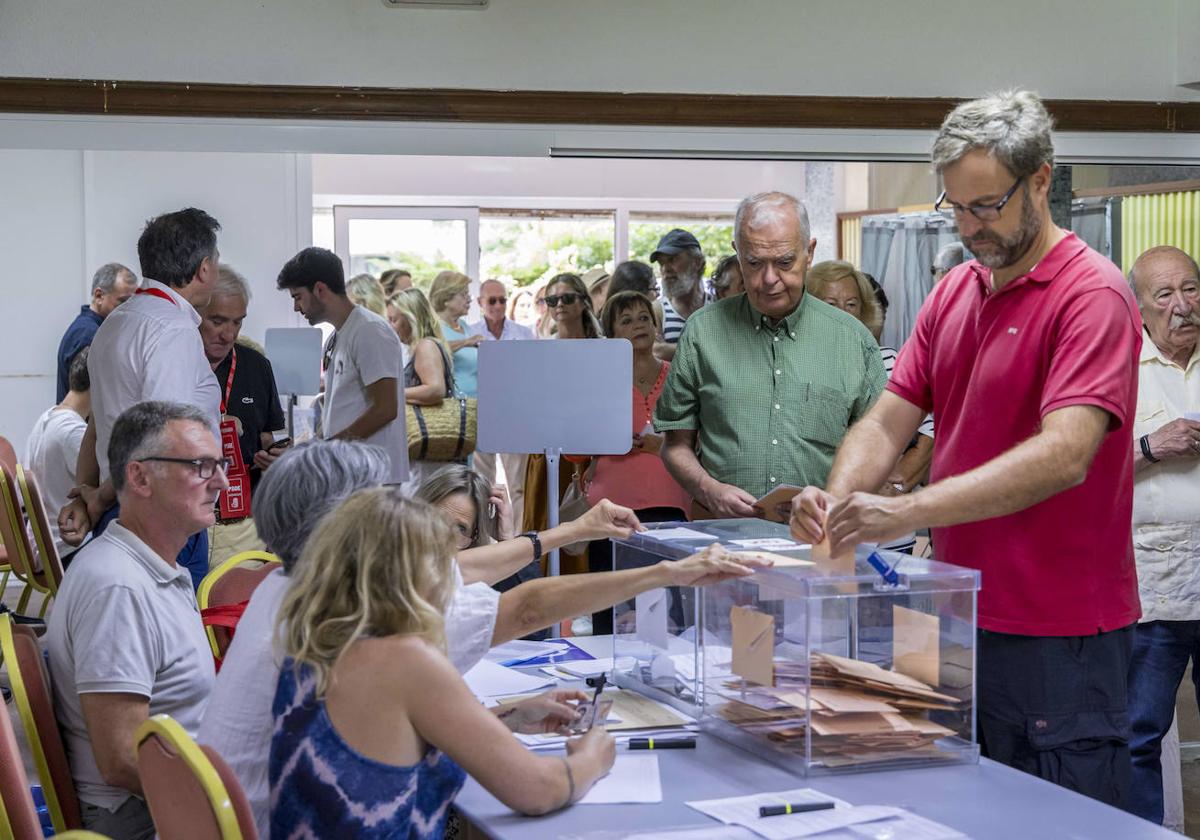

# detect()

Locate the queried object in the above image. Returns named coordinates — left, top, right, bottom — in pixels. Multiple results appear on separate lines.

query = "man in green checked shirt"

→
left=654, top=191, right=887, bottom=518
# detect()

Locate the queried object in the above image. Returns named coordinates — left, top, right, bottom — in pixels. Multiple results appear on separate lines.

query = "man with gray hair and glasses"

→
left=198, top=265, right=287, bottom=568
left=59, top=208, right=223, bottom=590
left=656, top=191, right=885, bottom=519
left=790, top=90, right=1141, bottom=805
left=201, top=439, right=764, bottom=837
left=56, top=262, right=138, bottom=402
left=47, top=401, right=224, bottom=839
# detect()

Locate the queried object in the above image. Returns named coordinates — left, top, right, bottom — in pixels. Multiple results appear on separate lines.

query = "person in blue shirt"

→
left=55, top=263, right=138, bottom=401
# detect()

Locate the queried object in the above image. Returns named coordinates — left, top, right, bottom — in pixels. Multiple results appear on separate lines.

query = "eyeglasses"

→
left=545, top=293, right=583, bottom=307
left=138, top=456, right=231, bottom=479
left=935, top=177, right=1024, bottom=222
left=484, top=296, right=507, bottom=306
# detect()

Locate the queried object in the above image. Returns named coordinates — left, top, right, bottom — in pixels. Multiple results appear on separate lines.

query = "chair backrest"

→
left=0, top=614, right=83, bottom=832
left=135, top=715, right=250, bottom=840
left=17, top=464, right=66, bottom=594
left=0, top=461, right=39, bottom=586
left=0, top=692, right=44, bottom=840
left=202, top=745, right=257, bottom=840
left=0, top=435, right=17, bottom=471
left=197, top=551, right=282, bottom=658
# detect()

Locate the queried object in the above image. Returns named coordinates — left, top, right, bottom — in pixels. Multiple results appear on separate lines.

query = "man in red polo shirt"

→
left=790, top=90, right=1142, bottom=806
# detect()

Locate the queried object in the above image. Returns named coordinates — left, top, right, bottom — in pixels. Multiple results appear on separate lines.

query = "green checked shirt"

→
left=654, top=292, right=887, bottom=499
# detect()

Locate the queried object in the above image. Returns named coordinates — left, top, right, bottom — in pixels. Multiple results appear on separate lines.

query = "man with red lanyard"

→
left=59, top=208, right=224, bottom=590
left=790, top=91, right=1142, bottom=806
left=199, top=266, right=288, bottom=568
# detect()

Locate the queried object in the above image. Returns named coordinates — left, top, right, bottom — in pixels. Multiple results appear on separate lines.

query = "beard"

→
left=963, top=190, right=1041, bottom=270
left=665, top=265, right=703, bottom=299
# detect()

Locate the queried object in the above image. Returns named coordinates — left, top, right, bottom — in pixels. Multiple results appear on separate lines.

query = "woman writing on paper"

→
left=270, top=488, right=615, bottom=838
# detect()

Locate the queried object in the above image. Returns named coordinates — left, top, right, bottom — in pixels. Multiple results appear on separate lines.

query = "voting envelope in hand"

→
left=635, top=587, right=670, bottom=650
left=731, top=606, right=775, bottom=687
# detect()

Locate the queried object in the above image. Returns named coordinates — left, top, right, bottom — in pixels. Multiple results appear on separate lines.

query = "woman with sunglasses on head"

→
left=269, top=489, right=615, bottom=839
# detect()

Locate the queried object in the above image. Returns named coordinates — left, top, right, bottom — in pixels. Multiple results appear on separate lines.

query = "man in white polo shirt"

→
left=47, top=401, right=222, bottom=839
left=58, top=207, right=222, bottom=590
left=276, top=247, right=407, bottom=484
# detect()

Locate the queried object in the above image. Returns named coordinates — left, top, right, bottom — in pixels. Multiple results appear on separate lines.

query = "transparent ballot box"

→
left=607, top=519, right=825, bottom=715
left=701, top=529, right=979, bottom=776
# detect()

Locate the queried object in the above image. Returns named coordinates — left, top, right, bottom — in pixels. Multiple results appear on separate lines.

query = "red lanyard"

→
left=134, top=287, right=178, bottom=305
left=219, top=347, right=238, bottom=415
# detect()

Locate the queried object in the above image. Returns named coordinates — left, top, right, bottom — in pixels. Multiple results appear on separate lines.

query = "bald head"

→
left=1131, top=245, right=1200, bottom=365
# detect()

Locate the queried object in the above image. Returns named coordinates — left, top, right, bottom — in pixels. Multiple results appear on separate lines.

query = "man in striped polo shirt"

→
left=651, top=228, right=711, bottom=361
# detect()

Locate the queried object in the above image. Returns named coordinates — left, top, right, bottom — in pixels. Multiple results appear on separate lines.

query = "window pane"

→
left=627, top=215, right=735, bottom=279
left=480, top=213, right=614, bottom=288
left=346, top=218, right=467, bottom=286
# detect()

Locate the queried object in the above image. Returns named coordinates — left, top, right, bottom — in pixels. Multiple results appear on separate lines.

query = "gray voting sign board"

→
left=265, top=327, right=323, bottom=396
left=476, top=339, right=633, bottom=456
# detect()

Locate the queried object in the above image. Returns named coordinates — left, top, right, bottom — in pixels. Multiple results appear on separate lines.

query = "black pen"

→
left=628, top=737, right=696, bottom=750
left=759, top=802, right=836, bottom=817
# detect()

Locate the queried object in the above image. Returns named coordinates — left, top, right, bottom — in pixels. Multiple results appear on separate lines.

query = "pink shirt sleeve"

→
left=1040, top=287, right=1142, bottom=427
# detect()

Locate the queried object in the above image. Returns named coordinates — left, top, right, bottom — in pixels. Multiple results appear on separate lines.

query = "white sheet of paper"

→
left=643, top=527, right=718, bottom=541
left=846, top=809, right=967, bottom=840
left=484, top=639, right=569, bottom=665
left=690, top=790, right=912, bottom=840
left=636, top=587, right=671, bottom=650
left=577, top=754, right=663, bottom=804
left=731, top=538, right=809, bottom=551
left=462, top=660, right=555, bottom=699
left=557, top=658, right=617, bottom=678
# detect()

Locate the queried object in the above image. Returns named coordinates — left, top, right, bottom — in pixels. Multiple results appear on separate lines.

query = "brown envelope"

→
left=892, top=605, right=941, bottom=687
left=811, top=537, right=855, bottom=575
left=731, top=605, right=775, bottom=687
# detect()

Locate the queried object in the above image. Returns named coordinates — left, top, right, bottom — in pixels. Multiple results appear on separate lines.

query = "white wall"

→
left=0, top=149, right=311, bottom=446
left=0, top=0, right=1196, bottom=102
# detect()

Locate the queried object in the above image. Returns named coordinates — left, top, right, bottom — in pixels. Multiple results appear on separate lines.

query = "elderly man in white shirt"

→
left=470, top=278, right=537, bottom=530
left=200, top=439, right=761, bottom=838
left=1127, top=245, right=1200, bottom=827
left=47, top=401, right=222, bottom=839
left=58, top=208, right=222, bottom=591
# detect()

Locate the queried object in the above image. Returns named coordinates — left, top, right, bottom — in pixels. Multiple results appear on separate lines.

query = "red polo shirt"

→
left=889, top=233, right=1142, bottom=636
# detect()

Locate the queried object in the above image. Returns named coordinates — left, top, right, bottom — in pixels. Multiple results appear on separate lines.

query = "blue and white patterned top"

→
left=269, top=660, right=466, bottom=840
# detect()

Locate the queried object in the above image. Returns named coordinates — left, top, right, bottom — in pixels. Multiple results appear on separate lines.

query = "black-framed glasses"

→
left=138, top=456, right=231, bottom=479
left=935, top=177, right=1024, bottom=222
left=545, top=293, right=582, bottom=307
left=484, top=296, right=507, bottom=306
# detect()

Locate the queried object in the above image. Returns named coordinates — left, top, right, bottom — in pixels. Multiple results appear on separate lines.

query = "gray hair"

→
left=932, top=242, right=965, bottom=276
left=1128, top=245, right=1200, bottom=301
left=734, top=192, right=812, bottom=247
left=931, top=89, right=1055, bottom=177
left=109, top=401, right=212, bottom=494
left=253, top=439, right=390, bottom=572
left=415, top=463, right=494, bottom=548
left=91, top=262, right=136, bottom=293
left=212, top=265, right=252, bottom=305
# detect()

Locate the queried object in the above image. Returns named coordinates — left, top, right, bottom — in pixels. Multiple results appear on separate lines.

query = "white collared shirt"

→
left=87, top=279, right=220, bottom=482
left=199, top=561, right=499, bottom=838
left=469, top=317, right=536, bottom=342
left=46, top=520, right=215, bottom=811
left=1132, top=332, right=1200, bottom=621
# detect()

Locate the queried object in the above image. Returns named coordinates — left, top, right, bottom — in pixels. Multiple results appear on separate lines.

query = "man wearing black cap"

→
left=650, top=228, right=711, bottom=361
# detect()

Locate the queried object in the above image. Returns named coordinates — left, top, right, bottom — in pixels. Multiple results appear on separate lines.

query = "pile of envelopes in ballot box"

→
left=713, top=652, right=966, bottom=769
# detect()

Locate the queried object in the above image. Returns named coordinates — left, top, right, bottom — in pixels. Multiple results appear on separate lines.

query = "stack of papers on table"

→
left=687, top=789, right=966, bottom=839
left=515, top=688, right=697, bottom=751
left=484, top=638, right=595, bottom=668
left=715, top=652, right=964, bottom=767
left=463, top=660, right=556, bottom=699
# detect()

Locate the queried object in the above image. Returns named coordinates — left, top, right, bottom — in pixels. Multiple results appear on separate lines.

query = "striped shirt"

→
left=881, top=346, right=935, bottom=439
left=660, top=291, right=713, bottom=344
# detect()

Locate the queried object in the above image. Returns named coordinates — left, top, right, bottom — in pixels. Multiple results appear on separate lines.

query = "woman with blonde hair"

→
left=391, top=287, right=457, bottom=489
left=805, top=260, right=882, bottom=339
left=347, top=272, right=388, bottom=317
left=270, top=488, right=614, bottom=838
left=429, top=270, right=482, bottom=398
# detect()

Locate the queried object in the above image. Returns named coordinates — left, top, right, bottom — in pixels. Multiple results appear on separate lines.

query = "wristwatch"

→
left=519, top=531, right=543, bottom=562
